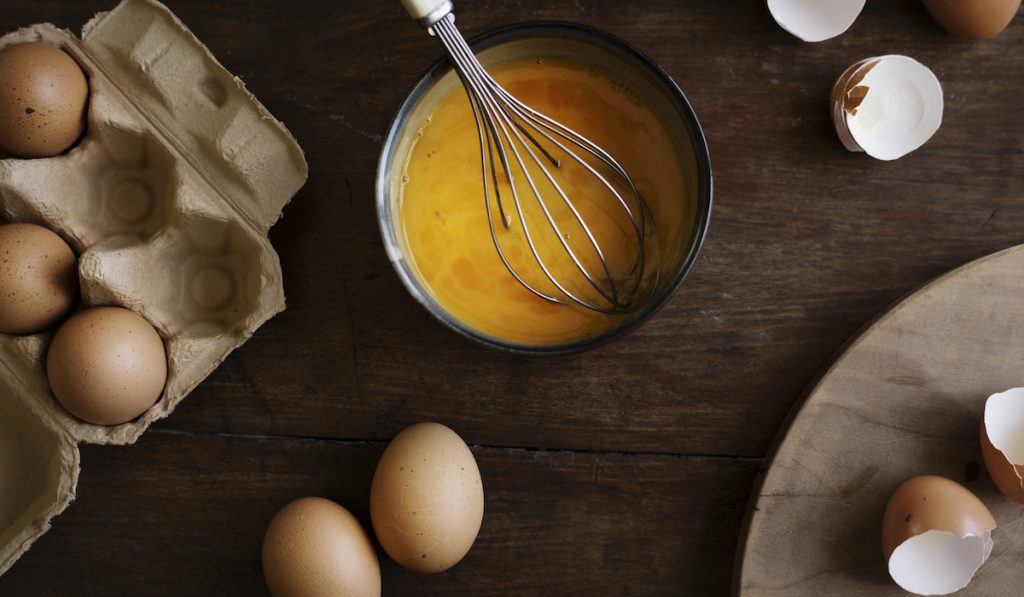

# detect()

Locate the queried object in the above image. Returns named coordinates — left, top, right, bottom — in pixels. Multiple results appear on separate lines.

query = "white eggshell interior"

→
left=845, top=55, right=943, bottom=161
left=985, top=387, right=1024, bottom=464
left=766, top=0, right=866, bottom=42
left=888, top=530, right=992, bottom=596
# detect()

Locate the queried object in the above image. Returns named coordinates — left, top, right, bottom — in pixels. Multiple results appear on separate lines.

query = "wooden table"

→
left=2, top=1, right=1022, bottom=595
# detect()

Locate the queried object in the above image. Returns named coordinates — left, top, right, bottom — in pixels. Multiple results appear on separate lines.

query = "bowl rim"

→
left=375, top=20, right=713, bottom=355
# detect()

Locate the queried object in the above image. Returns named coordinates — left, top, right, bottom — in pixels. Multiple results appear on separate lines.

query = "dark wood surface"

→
left=2, top=1, right=1022, bottom=595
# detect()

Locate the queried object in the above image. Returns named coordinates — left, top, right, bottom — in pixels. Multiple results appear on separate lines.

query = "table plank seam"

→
left=149, top=427, right=763, bottom=462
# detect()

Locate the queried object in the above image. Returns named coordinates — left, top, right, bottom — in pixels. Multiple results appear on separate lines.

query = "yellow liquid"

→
left=398, top=58, right=689, bottom=345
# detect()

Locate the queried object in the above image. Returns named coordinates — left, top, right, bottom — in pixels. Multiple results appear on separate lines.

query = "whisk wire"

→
left=495, top=88, right=648, bottom=286
left=436, top=18, right=623, bottom=308
left=460, top=50, right=561, bottom=303
left=495, top=85, right=651, bottom=247
left=430, top=13, right=652, bottom=313
left=439, top=21, right=564, bottom=304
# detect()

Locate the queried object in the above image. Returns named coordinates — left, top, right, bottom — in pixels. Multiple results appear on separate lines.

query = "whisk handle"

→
left=400, top=0, right=453, bottom=25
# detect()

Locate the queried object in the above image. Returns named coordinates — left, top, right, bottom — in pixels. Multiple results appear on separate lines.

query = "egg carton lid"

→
left=79, top=0, right=307, bottom=233
left=0, top=337, right=79, bottom=577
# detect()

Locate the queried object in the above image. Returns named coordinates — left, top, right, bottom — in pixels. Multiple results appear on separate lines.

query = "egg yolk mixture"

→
left=398, top=58, right=689, bottom=345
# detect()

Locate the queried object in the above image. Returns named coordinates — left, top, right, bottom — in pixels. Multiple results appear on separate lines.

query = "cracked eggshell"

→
left=980, top=387, right=1024, bottom=503
left=882, top=475, right=996, bottom=596
left=923, top=0, right=1022, bottom=39
left=766, top=0, right=866, bottom=42
left=830, top=58, right=879, bottom=153
left=831, top=55, right=943, bottom=161
left=370, top=422, right=484, bottom=574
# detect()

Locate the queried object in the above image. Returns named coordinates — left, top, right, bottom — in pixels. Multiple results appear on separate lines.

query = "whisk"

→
left=400, top=0, right=653, bottom=314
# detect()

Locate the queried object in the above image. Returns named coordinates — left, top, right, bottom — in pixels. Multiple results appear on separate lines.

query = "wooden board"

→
left=736, top=244, right=1024, bottom=595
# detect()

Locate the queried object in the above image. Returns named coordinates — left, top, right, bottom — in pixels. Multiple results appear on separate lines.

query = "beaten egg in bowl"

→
left=378, top=24, right=711, bottom=353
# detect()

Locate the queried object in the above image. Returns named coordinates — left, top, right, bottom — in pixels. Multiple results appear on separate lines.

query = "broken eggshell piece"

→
left=882, top=475, right=996, bottom=596
left=981, top=387, right=1024, bottom=503
left=830, top=55, right=943, bottom=161
left=830, top=58, right=879, bottom=152
left=766, top=0, right=866, bottom=42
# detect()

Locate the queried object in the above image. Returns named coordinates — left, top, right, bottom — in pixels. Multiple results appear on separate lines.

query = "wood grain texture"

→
left=0, top=0, right=1022, bottom=594
left=2, top=431, right=756, bottom=596
left=162, top=0, right=1024, bottom=457
left=738, top=245, right=1024, bottom=595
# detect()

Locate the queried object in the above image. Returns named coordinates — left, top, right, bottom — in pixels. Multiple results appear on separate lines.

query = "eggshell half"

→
left=923, top=0, right=1022, bottom=40
left=831, top=55, right=943, bottom=161
left=830, top=58, right=879, bottom=152
left=766, top=0, right=866, bottom=42
left=370, top=422, right=484, bottom=573
left=262, top=497, right=381, bottom=597
left=882, top=475, right=996, bottom=595
left=980, top=387, right=1024, bottom=503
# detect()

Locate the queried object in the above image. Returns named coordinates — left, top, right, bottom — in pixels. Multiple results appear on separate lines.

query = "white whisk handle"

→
left=400, top=0, right=453, bottom=25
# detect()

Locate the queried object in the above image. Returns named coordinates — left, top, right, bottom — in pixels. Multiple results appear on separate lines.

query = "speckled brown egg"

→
left=262, top=497, right=381, bottom=597
left=0, top=42, right=89, bottom=158
left=370, top=422, right=484, bottom=574
left=0, top=223, right=78, bottom=335
left=47, top=306, right=166, bottom=425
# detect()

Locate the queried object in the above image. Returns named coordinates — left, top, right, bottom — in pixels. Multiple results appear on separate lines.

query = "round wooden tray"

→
left=735, top=244, right=1024, bottom=596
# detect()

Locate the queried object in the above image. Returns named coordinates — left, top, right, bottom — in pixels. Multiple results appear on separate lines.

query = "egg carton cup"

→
left=0, top=0, right=307, bottom=575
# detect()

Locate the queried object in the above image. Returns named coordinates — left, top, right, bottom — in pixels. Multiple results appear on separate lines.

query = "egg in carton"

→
left=0, top=0, right=307, bottom=575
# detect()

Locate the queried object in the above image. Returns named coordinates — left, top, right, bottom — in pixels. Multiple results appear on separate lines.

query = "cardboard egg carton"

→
left=0, top=0, right=307, bottom=575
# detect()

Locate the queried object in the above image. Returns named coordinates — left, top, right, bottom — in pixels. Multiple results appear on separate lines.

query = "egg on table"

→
left=262, top=497, right=381, bottom=597
left=370, top=422, right=484, bottom=573
left=46, top=306, right=167, bottom=425
left=0, top=42, right=89, bottom=158
left=0, top=222, right=78, bottom=335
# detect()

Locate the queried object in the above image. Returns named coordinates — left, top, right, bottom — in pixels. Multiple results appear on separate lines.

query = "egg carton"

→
left=0, top=0, right=307, bottom=575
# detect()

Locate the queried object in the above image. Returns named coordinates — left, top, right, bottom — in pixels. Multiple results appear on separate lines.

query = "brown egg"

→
left=923, top=0, right=1021, bottom=39
left=262, top=497, right=381, bottom=597
left=0, top=223, right=78, bottom=334
left=47, top=306, right=166, bottom=425
left=0, top=42, right=89, bottom=158
left=370, top=422, right=484, bottom=573
left=882, top=475, right=996, bottom=595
